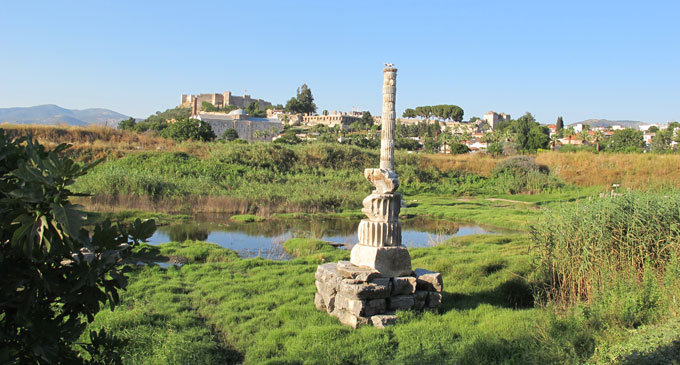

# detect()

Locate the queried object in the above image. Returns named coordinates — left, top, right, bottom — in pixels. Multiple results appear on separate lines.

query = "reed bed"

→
left=531, top=191, right=680, bottom=326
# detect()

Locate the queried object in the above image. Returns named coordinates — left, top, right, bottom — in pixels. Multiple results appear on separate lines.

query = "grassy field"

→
left=6, top=126, right=680, bottom=363
left=85, top=228, right=680, bottom=364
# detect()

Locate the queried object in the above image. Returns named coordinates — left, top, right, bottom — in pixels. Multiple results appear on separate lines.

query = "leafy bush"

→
left=449, top=143, right=470, bottom=155
left=490, top=156, right=560, bottom=194
left=160, top=118, right=216, bottom=142
left=221, top=128, right=239, bottom=141
left=0, top=133, right=156, bottom=363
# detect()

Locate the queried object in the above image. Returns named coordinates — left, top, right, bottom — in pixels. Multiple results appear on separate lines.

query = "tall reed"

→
left=531, top=191, right=680, bottom=324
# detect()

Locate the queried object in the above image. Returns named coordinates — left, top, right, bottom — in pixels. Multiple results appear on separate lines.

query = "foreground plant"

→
left=0, top=132, right=155, bottom=364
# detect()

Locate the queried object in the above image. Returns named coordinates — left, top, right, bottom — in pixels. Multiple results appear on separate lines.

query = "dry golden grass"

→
left=419, top=153, right=501, bottom=177
left=536, top=151, right=680, bottom=189
left=0, top=124, right=176, bottom=162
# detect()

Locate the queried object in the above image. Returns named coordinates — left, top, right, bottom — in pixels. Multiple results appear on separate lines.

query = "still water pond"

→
left=147, top=215, right=510, bottom=260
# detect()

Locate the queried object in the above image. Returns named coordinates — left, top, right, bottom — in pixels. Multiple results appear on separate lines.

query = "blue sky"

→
left=1, top=0, right=678, bottom=124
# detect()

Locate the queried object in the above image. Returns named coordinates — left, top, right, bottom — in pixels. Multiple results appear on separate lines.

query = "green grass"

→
left=88, top=234, right=610, bottom=364
left=230, top=214, right=265, bottom=223
left=73, top=143, right=585, bottom=215
left=85, top=210, right=190, bottom=226
left=282, top=238, right=337, bottom=257
left=133, top=241, right=240, bottom=264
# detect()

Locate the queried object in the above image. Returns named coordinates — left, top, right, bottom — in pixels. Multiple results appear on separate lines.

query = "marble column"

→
left=350, top=65, right=412, bottom=277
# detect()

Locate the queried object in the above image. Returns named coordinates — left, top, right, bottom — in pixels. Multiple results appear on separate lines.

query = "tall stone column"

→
left=350, top=65, right=412, bottom=277
left=380, top=67, right=397, bottom=171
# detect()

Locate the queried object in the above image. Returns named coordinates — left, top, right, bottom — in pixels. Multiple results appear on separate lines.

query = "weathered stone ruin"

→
left=314, top=65, right=443, bottom=328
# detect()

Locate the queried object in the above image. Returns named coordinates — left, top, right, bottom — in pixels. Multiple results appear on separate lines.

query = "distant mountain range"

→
left=0, top=104, right=129, bottom=127
left=571, top=119, right=646, bottom=128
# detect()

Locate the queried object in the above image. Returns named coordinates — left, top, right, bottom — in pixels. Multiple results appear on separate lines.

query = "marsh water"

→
left=147, top=215, right=512, bottom=260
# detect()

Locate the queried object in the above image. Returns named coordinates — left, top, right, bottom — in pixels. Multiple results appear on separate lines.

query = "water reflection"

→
left=146, top=215, right=511, bottom=260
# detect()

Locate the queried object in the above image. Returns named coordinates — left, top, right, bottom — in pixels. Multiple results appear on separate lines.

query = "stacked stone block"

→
left=314, top=261, right=443, bottom=328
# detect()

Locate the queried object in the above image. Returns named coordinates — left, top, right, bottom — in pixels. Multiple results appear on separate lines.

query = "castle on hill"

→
left=180, top=91, right=272, bottom=110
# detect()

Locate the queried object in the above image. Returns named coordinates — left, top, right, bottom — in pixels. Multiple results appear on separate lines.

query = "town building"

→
left=483, top=111, right=511, bottom=130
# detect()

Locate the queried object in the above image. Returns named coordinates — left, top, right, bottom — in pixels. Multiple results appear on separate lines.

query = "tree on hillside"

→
left=118, top=117, right=136, bottom=131
left=0, top=133, right=155, bottom=363
left=606, top=129, right=645, bottom=152
left=556, top=116, right=564, bottom=131
left=160, top=118, right=216, bottom=142
left=285, top=84, right=316, bottom=114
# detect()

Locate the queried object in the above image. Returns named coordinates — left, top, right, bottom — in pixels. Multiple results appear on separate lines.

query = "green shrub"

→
left=449, top=143, right=471, bottom=155
left=0, top=133, right=156, bottom=363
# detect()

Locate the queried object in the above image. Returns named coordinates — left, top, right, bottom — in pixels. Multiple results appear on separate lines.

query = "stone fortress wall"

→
left=201, top=116, right=281, bottom=142
left=181, top=92, right=272, bottom=110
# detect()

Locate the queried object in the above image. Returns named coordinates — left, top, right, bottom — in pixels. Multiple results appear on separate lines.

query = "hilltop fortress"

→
left=180, top=91, right=272, bottom=110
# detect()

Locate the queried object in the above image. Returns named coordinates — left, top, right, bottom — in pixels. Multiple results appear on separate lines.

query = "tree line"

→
left=402, top=105, right=464, bottom=122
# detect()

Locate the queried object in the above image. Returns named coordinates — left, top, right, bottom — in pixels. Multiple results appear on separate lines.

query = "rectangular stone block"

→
left=334, top=294, right=363, bottom=317
left=314, top=292, right=326, bottom=312
left=427, top=292, right=442, bottom=308
left=365, top=298, right=387, bottom=317
left=371, top=313, right=398, bottom=328
left=316, top=263, right=340, bottom=284
left=414, top=268, right=443, bottom=292
left=335, top=310, right=370, bottom=329
left=413, top=290, right=428, bottom=310
left=391, top=276, right=417, bottom=295
left=315, top=280, right=337, bottom=313
left=337, top=260, right=382, bottom=282
left=388, top=294, right=415, bottom=310
left=339, top=278, right=391, bottom=300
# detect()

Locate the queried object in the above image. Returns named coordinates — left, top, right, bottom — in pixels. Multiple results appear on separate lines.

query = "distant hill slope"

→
left=571, top=119, right=646, bottom=128
left=0, top=104, right=129, bottom=127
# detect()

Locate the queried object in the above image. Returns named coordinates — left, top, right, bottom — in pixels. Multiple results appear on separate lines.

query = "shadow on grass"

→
left=441, top=278, right=534, bottom=312
left=128, top=244, right=168, bottom=265
left=618, top=341, right=680, bottom=365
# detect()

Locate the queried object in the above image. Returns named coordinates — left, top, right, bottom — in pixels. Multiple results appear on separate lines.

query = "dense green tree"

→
left=402, top=108, right=417, bottom=118
left=117, top=117, right=136, bottom=131
left=221, top=128, right=239, bottom=141
left=449, top=143, right=471, bottom=155
left=556, top=116, right=564, bottom=131
left=160, top=118, right=216, bottom=142
left=135, top=107, right=191, bottom=133
left=285, top=84, right=316, bottom=114
left=0, top=133, right=155, bottom=363
left=526, top=125, right=551, bottom=151
left=606, top=129, right=645, bottom=152
left=496, top=113, right=549, bottom=152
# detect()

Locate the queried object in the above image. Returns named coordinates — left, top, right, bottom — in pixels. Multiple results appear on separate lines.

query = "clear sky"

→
left=1, top=0, right=678, bottom=124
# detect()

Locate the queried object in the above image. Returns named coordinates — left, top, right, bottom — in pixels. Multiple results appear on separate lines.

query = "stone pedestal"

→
left=350, top=245, right=411, bottom=277
left=314, top=261, right=443, bottom=328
